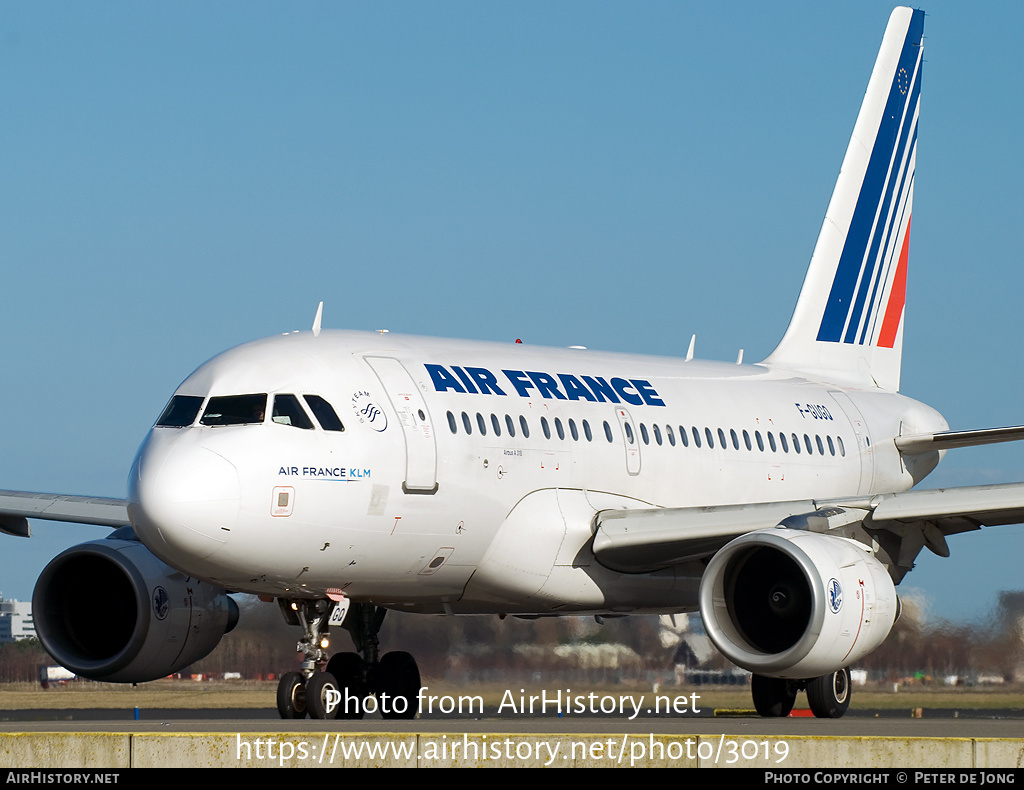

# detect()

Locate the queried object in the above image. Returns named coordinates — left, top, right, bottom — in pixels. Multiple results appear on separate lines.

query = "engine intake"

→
left=699, top=528, right=897, bottom=679
left=33, top=530, right=238, bottom=682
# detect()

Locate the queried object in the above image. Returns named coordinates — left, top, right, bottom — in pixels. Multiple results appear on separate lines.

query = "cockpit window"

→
left=156, top=395, right=204, bottom=427
left=200, top=394, right=267, bottom=426
left=302, top=395, right=345, bottom=432
left=272, top=394, right=314, bottom=429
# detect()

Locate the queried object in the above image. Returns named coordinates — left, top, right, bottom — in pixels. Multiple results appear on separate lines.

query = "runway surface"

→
left=2, top=706, right=1022, bottom=739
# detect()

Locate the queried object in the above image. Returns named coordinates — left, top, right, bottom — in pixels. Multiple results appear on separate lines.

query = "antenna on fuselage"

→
left=312, top=301, right=323, bottom=337
left=685, top=334, right=696, bottom=362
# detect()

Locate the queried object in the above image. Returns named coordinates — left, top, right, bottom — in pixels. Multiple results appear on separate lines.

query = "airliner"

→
left=2, top=7, right=1022, bottom=720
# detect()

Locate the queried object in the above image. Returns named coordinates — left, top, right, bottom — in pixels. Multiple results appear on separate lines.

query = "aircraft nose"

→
left=128, top=434, right=240, bottom=565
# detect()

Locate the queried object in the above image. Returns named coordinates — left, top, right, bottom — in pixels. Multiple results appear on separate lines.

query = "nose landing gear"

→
left=274, top=598, right=421, bottom=721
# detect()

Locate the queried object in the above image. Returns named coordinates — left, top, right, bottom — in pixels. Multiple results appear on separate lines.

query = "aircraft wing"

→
left=0, top=490, right=131, bottom=537
left=593, top=500, right=819, bottom=573
left=592, top=482, right=1024, bottom=574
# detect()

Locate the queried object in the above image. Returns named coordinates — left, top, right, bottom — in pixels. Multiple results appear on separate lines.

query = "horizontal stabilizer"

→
left=895, top=425, right=1024, bottom=454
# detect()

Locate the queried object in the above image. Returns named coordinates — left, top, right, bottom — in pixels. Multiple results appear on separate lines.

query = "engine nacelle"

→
left=33, top=529, right=238, bottom=682
left=699, top=528, right=898, bottom=679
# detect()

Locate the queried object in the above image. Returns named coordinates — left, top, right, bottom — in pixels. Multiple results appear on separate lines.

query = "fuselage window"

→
left=680, top=426, right=689, bottom=447
left=624, top=422, right=635, bottom=444
left=491, top=413, right=502, bottom=436
left=816, top=435, right=825, bottom=455
left=804, top=434, right=814, bottom=454
left=792, top=433, right=801, bottom=453
left=768, top=432, right=777, bottom=452
left=730, top=429, right=739, bottom=450
left=505, top=415, right=516, bottom=437
left=704, top=428, right=714, bottom=449
left=755, top=431, right=764, bottom=452
left=569, top=419, right=580, bottom=441
left=780, top=433, right=789, bottom=453
left=717, top=428, right=727, bottom=448
left=640, top=423, right=650, bottom=445
left=541, top=416, right=552, bottom=440
left=743, top=430, right=752, bottom=451
left=156, top=395, right=204, bottom=427
left=837, top=436, right=845, bottom=456
left=555, top=417, right=565, bottom=440
left=654, top=424, right=663, bottom=445
left=462, top=412, right=473, bottom=435
left=666, top=425, right=675, bottom=446
left=520, top=415, right=531, bottom=439
left=603, top=421, right=614, bottom=443
left=272, top=394, right=314, bottom=429
left=303, top=395, right=346, bottom=432
left=447, top=411, right=458, bottom=434
left=583, top=419, right=593, bottom=442
left=477, top=413, right=487, bottom=436
left=691, top=427, right=701, bottom=448
left=201, top=394, right=267, bottom=426
left=827, top=435, right=835, bottom=456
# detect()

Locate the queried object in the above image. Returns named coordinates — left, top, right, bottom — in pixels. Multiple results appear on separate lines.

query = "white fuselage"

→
left=127, top=329, right=947, bottom=615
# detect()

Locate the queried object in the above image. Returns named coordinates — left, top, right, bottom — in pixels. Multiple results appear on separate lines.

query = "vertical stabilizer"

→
left=764, top=7, right=923, bottom=391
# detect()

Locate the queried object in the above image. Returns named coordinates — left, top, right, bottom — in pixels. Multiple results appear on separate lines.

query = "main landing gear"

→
left=751, top=667, right=851, bottom=719
left=275, top=599, right=421, bottom=721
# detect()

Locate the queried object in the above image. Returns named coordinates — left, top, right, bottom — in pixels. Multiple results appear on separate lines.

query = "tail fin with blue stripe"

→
left=764, top=7, right=923, bottom=391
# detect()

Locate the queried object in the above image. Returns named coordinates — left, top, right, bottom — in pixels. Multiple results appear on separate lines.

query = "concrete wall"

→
left=2, top=732, right=1023, bottom=768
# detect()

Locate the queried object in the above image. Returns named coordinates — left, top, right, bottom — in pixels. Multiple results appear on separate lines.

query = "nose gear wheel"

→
left=274, top=599, right=422, bottom=721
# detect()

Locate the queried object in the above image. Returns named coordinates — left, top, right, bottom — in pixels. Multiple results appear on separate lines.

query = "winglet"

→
left=312, top=301, right=323, bottom=337
left=764, top=7, right=923, bottom=391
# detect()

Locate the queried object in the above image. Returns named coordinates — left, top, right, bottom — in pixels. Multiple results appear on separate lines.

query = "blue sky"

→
left=0, top=1, right=1021, bottom=625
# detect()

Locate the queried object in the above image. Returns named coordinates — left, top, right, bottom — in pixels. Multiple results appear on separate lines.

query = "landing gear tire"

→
left=276, top=672, right=307, bottom=719
left=374, top=651, right=421, bottom=720
left=306, top=671, right=342, bottom=720
left=326, top=652, right=368, bottom=720
left=806, top=667, right=851, bottom=719
left=751, top=674, right=797, bottom=717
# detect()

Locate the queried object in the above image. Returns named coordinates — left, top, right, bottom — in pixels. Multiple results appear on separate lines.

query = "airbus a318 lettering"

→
left=5, top=7, right=1023, bottom=720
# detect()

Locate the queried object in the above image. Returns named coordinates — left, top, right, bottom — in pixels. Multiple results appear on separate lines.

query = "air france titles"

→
left=278, top=467, right=371, bottom=480
left=425, top=365, right=666, bottom=407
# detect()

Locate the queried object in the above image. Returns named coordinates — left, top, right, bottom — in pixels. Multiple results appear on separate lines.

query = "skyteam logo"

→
left=827, top=578, right=843, bottom=614
left=351, top=391, right=387, bottom=432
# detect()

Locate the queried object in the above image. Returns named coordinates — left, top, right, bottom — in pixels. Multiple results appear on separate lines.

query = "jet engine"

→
left=33, top=528, right=238, bottom=682
left=698, top=528, right=898, bottom=679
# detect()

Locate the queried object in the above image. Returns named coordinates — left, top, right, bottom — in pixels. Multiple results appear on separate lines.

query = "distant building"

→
left=996, top=591, right=1024, bottom=683
left=0, top=596, right=35, bottom=642
left=997, top=591, right=1024, bottom=634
